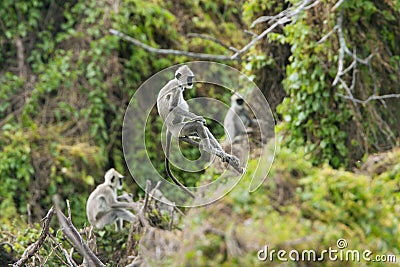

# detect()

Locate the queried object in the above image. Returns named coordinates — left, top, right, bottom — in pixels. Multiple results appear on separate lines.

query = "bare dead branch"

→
left=48, top=233, right=78, bottom=267
left=336, top=93, right=400, bottom=105
left=250, top=16, right=273, bottom=28
left=317, top=25, right=338, bottom=44
left=304, top=0, right=321, bottom=10
left=141, top=180, right=152, bottom=215
left=110, top=0, right=320, bottom=62
left=332, top=0, right=346, bottom=11
left=134, top=180, right=152, bottom=228
left=251, top=0, right=319, bottom=27
left=14, top=207, right=55, bottom=266
left=233, top=0, right=316, bottom=59
left=57, top=207, right=105, bottom=267
left=332, top=11, right=347, bottom=86
left=187, top=33, right=238, bottom=52
left=66, top=199, right=72, bottom=220
left=243, top=29, right=258, bottom=37
left=330, top=11, right=397, bottom=106
left=149, top=181, right=162, bottom=200
left=109, top=29, right=234, bottom=61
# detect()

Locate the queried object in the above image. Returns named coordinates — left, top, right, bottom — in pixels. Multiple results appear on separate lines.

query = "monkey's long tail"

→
left=165, top=131, right=195, bottom=198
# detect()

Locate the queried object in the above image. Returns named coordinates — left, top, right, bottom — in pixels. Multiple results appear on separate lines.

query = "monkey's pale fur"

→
left=156, top=65, right=241, bottom=197
left=224, top=93, right=253, bottom=142
left=86, top=168, right=136, bottom=231
left=157, top=65, right=240, bottom=159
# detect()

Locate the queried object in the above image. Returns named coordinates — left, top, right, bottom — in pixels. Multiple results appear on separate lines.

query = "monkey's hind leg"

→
left=203, top=127, right=243, bottom=173
left=95, top=209, right=136, bottom=231
left=178, top=121, right=243, bottom=173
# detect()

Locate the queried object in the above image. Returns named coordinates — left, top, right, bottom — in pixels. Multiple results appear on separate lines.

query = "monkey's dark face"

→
left=117, top=176, right=123, bottom=190
left=175, top=65, right=195, bottom=89
left=231, top=95, right=245, bottom=110
left=110, top=176, right=123, bottom=190
left=176, top=73, right=194, bottom=89
left=187, top=76, right=194, bottom=87
left=105, top=168, right=124, bottom=190
left=236, top=98, right=244, bottom=106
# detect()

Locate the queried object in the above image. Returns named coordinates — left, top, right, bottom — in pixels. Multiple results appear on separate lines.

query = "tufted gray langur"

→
left=157, top=65, right=242, bottom=198
left=86, top=168, right=137, bottom=231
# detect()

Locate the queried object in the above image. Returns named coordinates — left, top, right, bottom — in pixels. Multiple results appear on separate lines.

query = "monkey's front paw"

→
left=192, top=116, right=206, bottom=125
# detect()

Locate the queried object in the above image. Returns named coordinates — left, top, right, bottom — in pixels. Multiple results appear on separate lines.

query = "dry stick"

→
left=141, top=180, right=151, bottom=214
left=110, top=0, right=320, bottom=62
left=331, top=0, right=346, bottom=11
left=330, top=12, right=400, bottom=105
left=48, top=234, right=78, bottom=267
left=109, top=29, right=234, bottom=61
left=317, top=25, right=338, bottom=44
left=337, top=93, right=400, bottom=105
left=136, top=180, right=151, bottom=228
left=187, top=33, right=238, bottom=52
left=57, top=205, right=105, bottom=267
left=148, top=180, right=162, bottom=197
left=14, top=207, right=55, bottom=266
left=149, top=180, right=185, bottom=217
left=232, top=0, right=314, bottom=59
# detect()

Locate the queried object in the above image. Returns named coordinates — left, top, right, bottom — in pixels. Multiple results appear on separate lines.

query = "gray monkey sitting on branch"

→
left=157, top=65, right=243, bottom=198
left=224, top=92, right=270, bottom=144
left=86, top=168, right=138, bottom=231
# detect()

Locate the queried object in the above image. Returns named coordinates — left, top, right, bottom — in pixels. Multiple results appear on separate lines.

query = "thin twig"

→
left=66, top=199, right=71, bottom=220
left=149, top=181, right=162, bottom=198
left=187, top=33, right=238, bottom=52
left=336, top=93, right=400, bottom=105
left=243, top=30, right=257, bottom=37
left=136, top=180, right=151, bottom=228
left=232, top=0, right=314, bottom=59
left=110, top=0, right=320, bottom=62
left=332, top=0, right=346, bottom=11
left=331, top=11, right=397, bottom=106
left=141, top=180, right=152, bottom=214
left=57, top=208, right=105, bottom=267
left=109, top=29, right=234, bottom=61
left=48, top=234, right=78, bottom=267
left=317, top=25, right=338, bottom=44
left=14, top=207, right=55, bottom=266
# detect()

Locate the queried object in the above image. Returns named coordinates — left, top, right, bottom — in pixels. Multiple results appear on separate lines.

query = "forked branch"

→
left=109, top=0, right=321, bottom=61
left=14, top=207, right=55, bottom=266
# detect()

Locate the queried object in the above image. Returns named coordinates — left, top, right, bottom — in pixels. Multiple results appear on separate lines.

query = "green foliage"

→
left=1, top=0, right=399, bottom=265
left=274, top=0, right=398, bottom=168
left=271, top=1, right=351, bottom=168
left=95, top=226, right=131, bottom=264
left=164, top=145, right=400, bottom=266
left=0, top=0, right=44, bottom=40
left=0, top=73, right=25, bottom=120
left=244, top=0, right=400, bottom=168
left=0, top=127, right=34, bottom=223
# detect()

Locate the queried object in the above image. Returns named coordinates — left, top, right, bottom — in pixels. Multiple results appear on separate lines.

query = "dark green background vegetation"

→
left=0, top=0, right=399, bottom=266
